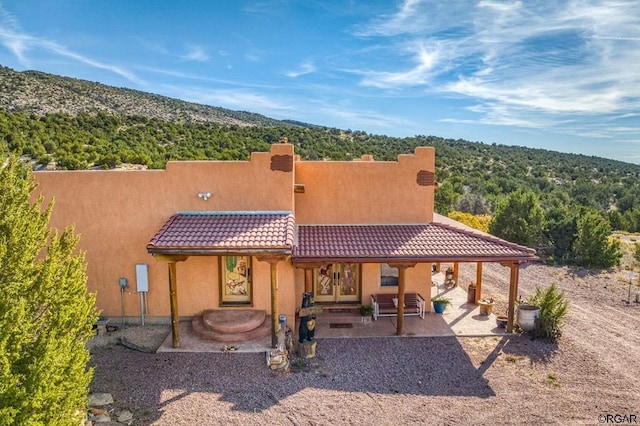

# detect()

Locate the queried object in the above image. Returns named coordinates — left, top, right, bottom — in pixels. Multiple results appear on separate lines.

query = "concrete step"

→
left=192, top=315, right=271, bottom=343
left=201, top=309, right=266, bottom=334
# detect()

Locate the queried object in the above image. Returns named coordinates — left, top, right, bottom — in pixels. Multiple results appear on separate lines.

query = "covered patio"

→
left=156, top=281, right=505, bottom=353
left=293, top=215, right=539, bottom=337
left=148, top=211, right=538, bottom=350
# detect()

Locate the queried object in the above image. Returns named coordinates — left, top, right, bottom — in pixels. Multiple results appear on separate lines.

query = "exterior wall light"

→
left=197, top=192, right=211, bottom=201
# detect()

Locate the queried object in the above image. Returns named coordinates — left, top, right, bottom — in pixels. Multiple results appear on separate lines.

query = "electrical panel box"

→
left=136, top=263, right=149, bottom=292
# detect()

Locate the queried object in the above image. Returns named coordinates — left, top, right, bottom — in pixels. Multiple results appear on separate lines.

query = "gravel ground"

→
left=89, top=263, right=640, bottom=425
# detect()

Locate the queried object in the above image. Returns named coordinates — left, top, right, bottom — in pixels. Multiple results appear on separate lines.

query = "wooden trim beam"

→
left=291, top=256, right=538, bottom=264
left=292, top=262, right=324, bottom=270
left=153, top=254, right=188, bottom=263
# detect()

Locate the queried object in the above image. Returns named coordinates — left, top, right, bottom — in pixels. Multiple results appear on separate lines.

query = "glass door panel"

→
left=313, top=263, right=360, bottom=303
left=314, top=263, right=336, bottom=303
left=337, top=263, right=359, bottom=302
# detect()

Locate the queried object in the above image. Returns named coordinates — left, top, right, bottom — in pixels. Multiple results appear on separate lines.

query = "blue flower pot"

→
left=433, top=302, right=446, bottom=314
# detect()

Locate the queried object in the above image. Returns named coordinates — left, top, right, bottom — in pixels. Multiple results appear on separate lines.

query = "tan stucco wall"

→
left=34, top=144, right=297, bottom=320
left=33, top=143, right=436, bottom=320
left=294, top=147, right=435, bottom=224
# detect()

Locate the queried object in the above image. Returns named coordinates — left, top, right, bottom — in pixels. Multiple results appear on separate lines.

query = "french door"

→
left=313, top=263, right=360, bottom=303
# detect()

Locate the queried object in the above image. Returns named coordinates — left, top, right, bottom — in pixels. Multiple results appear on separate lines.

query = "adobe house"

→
left=34, top=142, right=537, bottom=348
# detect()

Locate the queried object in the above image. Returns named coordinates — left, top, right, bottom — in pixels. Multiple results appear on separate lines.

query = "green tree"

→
left=545, top=206, right=578, bottom=263
left=454, top=192, right=491, bottom=215
left=573, top=210, right=622, bottom=268
left=489, top=189, right=545, bottom=247
left=0, top=157, right=98, bottom=425
left=434, top=181, right=458, bottom=215
left=633, top=242, right=640, bottom=266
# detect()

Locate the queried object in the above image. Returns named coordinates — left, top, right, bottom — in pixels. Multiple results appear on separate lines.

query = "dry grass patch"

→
left=544, top=372, right=560, bottom=387
left=503, top=354, right=526, bottom=363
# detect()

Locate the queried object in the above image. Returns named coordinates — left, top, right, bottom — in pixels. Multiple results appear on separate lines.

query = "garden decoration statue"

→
left=298, top=292, right=316, bottom=342
left=444, top=267, right=456, bottom=288
left=297, top=292, right=322, bottom=359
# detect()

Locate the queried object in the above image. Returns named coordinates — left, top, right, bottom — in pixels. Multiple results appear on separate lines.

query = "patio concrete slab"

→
left=156, top=284, right=506, bottom=353
left=315, top=283, right=506, bottom=339
left=157, top=322, right=272, bottom=354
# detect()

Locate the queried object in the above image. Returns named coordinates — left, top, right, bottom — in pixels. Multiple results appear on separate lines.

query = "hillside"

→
left=2, top=65, right=640, bottom=241
left=0, top=66, right=290, bottom=127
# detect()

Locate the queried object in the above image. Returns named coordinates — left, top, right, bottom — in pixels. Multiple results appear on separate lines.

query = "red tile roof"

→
left=148, top=212, right=537, bottom=263
left=147, top=212, right=295, bottom=255
left=292, top=222, right=537, bottom=263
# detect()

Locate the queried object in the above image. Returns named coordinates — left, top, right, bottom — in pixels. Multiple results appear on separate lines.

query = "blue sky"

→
left=1, top=1, right=639, bottom=164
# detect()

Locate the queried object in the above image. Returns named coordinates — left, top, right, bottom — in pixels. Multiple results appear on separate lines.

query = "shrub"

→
left=0, top=157, right=98, bottom=424
left=527, top=283, right=569, bottom=342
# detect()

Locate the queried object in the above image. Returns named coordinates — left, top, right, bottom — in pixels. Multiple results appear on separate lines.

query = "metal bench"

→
left=371, top=292, right=426, bottom=320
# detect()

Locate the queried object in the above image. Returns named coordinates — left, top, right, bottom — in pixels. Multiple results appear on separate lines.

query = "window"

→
left=380, top=263, right=398, bottom=287
left=220, top=256, right=252, bottom=305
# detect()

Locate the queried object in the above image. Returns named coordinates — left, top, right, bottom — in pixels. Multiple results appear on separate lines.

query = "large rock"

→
left=88, top=393, right=114, bottom=407
left=117, top=409, right=134, bottom=423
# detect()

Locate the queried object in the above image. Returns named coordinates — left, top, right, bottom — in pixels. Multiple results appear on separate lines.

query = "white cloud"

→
left=0, top=5, right=142, bottom=84
left=140, top=66, right=280, bottom=90
left=284, top=60, right=316, bottom=78
left=181, top=44, right=209, bottom=62
left=355, top=39, right=448, bottom=88
left=177, top=87, right=294, bottom=112
left=317, top=105, right=410, bottom=130
left=0, top=7, right=32, bottom=65
left=356, top=0, right=470, bottom=37
left=351, top=0, right=640, bottom=140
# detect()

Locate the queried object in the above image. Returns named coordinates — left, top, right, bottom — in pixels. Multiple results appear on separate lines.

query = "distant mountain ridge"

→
left=0, top=64, right=638, bottom=174
left=0, top=65, right=292, bottom=127
left=3, top=64, right=640, bottom=239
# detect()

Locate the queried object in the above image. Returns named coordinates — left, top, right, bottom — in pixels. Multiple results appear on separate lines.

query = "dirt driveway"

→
left=89, top=263, right=640, bottom=425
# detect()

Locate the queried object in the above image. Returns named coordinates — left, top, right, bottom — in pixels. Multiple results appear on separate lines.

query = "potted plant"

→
left=432, top=296, right=451, bottom=314
left=360, top=304, right=373, bottom=317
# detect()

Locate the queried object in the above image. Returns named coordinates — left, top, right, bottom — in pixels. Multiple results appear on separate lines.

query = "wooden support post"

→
left=453, top=262, right=460, bottom=285
left=152, top=255, right=187, bottom=349
left=304, top=268, right=313, bottom=293
left=506, top=262, right=519, bottom=332
left=397, top=267, right=407, bottom=336
left=258, top=255, right=286, bottom=349
left=389, top=263, right=416, bottom=336
left=168, top=261, right=180, bottom=348
left=270, top=261, right=279, bottom=348
left=475, top=262, right=483, bottom=304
